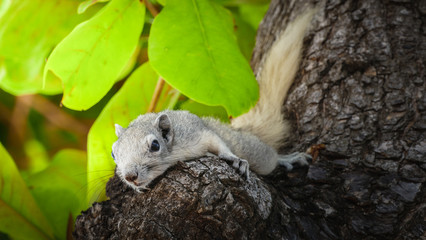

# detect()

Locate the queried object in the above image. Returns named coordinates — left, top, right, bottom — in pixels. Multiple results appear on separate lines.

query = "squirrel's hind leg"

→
left=278, top=152, right=311, bottom=170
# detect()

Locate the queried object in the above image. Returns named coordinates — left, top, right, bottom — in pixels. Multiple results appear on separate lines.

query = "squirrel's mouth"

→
left=126, top=178, right=142, bottom=186
left=122, top=177, right=151, bottom=192
left=119, top=166, right=165, bottom=192
left=120, top=174, right=142, bottom=187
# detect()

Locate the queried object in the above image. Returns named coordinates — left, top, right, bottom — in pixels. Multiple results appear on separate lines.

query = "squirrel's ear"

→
left=115, top=124, right=125, bottom=137
left=155, top=113, right=174, bottom=145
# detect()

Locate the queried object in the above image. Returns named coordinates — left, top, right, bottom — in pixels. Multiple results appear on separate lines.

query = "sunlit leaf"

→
left=87, top=62, right=175, bottom=204
left=179, top=99, right=229, bottom=123
left=20, top=139, right=50, bottom=177
left=78, top=0, right=109, bottom=14
left=26, top=149, right=87, bottom=240
left=232, top=9, right=256, bottom=60
left=238, top=3, right=269, bottom=30
left=0, top=0, right=101, bottom=95
left=156, top=0, right=166, bottom=6
left=149, top=0, right=259, bottom=117
left=0, top=143, right=53, bottom=240
left=116, top=41, right=141, bottom=81
left=215, top=0, right=269, bottom=6
left=0, top=0, right=11, bottom=18
left=44, top=0, right=145, bottom=111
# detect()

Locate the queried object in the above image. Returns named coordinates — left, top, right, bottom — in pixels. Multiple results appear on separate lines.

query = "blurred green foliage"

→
left=0, top=0, right=269, bottom=239
left=0, top=0, right=102, bottom=95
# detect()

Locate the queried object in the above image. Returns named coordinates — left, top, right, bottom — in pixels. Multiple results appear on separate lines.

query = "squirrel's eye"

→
left=111, top=151, right=116, bottom=161
left=150, top=140, right=160, bottom=152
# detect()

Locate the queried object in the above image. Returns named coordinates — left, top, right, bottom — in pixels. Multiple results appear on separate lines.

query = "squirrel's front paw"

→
left=218, top=154, right=250, bottom=178
left=231, top=158, right=250, bottom=178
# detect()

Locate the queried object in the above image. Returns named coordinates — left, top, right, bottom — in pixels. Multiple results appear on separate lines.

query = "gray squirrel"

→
left=112, top=9, right=316, bottom=192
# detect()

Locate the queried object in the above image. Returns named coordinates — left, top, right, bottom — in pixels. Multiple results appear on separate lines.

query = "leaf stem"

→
left=143, top=0, right=163, bottom=112
left=20, top=95, right=90, bottom=135
left=147, top=77, right=165, bottom=112
left=143, top=0, right=159, bottom=17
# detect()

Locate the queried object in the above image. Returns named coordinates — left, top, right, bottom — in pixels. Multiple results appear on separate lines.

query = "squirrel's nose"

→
left=125, top=173, right=138, bottom=183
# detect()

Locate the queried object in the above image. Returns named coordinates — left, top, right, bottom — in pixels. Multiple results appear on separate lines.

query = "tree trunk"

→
left=74, top=0, right=425, bottom=239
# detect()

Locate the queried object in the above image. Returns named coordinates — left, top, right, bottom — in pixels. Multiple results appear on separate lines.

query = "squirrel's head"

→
left=111, top=113, right=174, bottom=191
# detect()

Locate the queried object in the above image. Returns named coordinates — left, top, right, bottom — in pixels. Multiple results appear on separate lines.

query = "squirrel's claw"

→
left=231, top=157, right=250, bottom=179
left=239, top=159, right=250, bottom=179
left=135, top=185, right=151, bottom=193
left=218, top=153, right=250, bottom=179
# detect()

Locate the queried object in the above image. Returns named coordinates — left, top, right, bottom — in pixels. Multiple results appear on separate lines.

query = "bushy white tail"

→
left=232, top=9, right=316, bottom=150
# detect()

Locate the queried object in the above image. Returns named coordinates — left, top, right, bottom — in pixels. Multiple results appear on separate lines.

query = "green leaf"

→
left=26, top=149, right=87, bottom=240
left=0, top=0, right=101, bottom=95
left=215, top=0, right=269, bottom=6
left=179, top=99, right=229, bottom=123
left=232, top=9, right=256, bottom=60
left=149, top=0, right=259, bottom=117
left=237, top=3, right=269, bottom=30
left=155, top=0, right=166, bottom=6
left=78, top=0, right=109, bottom=14
left=87, top=62, right=175, bottom=204
left=23, top=139, right=50, bottom=174
left=0, top=143, right=53, bottom=240
left=44, top=0, right=146, bottom=111
left=116, top=41, right=141, bottom=81
left=0, top=0, right=11, bottom=18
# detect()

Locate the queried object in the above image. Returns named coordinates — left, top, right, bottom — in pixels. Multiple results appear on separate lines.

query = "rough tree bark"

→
left=74, top=0, right=425, bottom=239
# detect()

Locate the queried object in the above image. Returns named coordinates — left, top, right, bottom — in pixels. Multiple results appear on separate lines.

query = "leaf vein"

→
left=190, top=0, right=220, bottom=82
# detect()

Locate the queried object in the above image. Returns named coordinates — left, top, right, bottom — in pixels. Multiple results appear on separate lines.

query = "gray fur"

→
left=112, top=110, right=309, bottom=191
left=112, top=111, right=207, bottom=191
left=202, top=117, right=278, bottom=175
